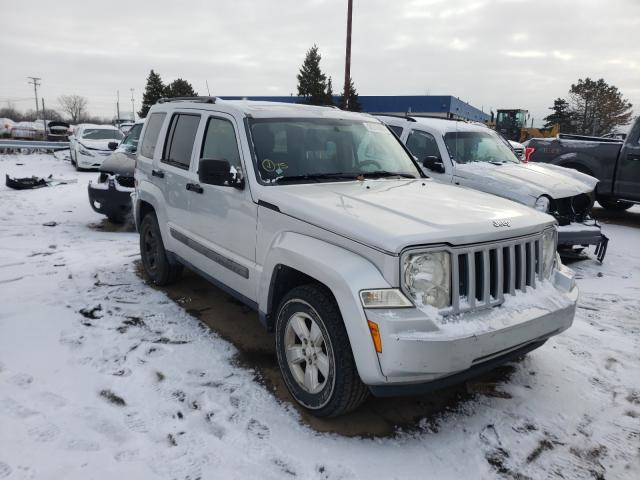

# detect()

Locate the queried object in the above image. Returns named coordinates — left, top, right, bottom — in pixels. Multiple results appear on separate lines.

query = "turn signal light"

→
left=367, top=320, right=382, bottom=353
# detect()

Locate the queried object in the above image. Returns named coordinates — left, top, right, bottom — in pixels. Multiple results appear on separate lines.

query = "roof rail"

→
left=156, top=96, right=218, bottom=104
left=372, top=113, right=416, bottom=122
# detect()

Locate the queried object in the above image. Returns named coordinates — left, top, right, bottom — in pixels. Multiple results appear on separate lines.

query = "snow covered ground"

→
left=0, top=152, right=638, bottom=480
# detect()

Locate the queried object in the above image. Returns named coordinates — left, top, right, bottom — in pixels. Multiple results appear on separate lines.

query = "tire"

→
left=275, top=284, right=369, bottom=417
left=597, top=198, right=633, bottom=211
left=139, top=211, right=183, bottom=285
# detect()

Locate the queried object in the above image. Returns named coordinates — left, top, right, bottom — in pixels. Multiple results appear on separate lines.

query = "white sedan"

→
left=69, top=124, right=124, bottom=170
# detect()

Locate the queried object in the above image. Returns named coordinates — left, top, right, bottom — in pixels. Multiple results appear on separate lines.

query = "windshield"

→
left=443, top=131, right=519, bottom=164
left=82, top=128, right=124, bottom=140
left=249, top=118, right=421, bottom=183
left=121, top=124, right=143, bottom=148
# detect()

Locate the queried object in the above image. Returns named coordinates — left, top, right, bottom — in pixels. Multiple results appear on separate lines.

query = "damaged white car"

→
left=380, top=115, right=608, bottom=261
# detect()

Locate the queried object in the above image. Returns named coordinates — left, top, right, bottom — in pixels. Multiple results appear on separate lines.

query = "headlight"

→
left=360, top=289, right=413, bottom=308
left=535, top=196, right=550, bottom=212
left=78, top=143, right=93, bottom=157
left=403, top=251, right=451, bottom=308
left=541, top=228, right=557, bottom=278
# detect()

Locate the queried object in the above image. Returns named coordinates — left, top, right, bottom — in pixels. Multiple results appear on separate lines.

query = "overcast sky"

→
left=1, top=0, right=638, bottom=125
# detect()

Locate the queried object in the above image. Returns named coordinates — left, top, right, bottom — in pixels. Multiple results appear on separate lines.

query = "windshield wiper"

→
left=357, top=170, right=417, bottom=179
left=275, top=173, right=359, bottom=183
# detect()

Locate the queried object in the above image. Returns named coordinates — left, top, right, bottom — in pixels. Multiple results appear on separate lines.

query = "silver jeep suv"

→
left=133, top=97, right=578, bottom=417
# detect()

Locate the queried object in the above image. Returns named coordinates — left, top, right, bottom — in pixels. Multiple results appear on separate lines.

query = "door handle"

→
left=186, top=183, right=203, bottom=194
left=152, top=169, right=165, bottom=178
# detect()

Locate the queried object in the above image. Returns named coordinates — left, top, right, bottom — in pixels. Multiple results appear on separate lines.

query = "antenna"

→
left=205, top=80, right=211, bottom=96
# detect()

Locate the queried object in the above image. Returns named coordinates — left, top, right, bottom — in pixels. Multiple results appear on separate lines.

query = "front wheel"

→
left=275, top=284, right=369, bottom=417
left=598, top=197, right=633, bottom=211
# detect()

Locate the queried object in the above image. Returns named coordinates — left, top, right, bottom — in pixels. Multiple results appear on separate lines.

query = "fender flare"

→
left=134, top=181, right=172, bottom=242
left=259, top=231, right=392, bottom=384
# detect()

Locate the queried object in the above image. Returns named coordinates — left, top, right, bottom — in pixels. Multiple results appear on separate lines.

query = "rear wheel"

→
left=598, top=198, right=633, bottom=211
left=139, top=212, right=182, bottom=285
left=275, top=284, right=369, bottom=417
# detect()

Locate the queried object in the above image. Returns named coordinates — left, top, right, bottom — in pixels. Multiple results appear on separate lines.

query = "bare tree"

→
left=58, top=94, right=88, bottom=123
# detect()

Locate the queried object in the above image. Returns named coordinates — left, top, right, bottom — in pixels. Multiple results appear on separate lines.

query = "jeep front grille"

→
left=449, top=234, right=543, bottom=315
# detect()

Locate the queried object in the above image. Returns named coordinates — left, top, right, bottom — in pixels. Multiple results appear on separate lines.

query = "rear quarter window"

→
left=140, top=113, right=167, bottom=159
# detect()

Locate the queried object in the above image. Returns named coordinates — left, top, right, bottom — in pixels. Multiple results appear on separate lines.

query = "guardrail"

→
left=0, top=139, right=69, bottom=150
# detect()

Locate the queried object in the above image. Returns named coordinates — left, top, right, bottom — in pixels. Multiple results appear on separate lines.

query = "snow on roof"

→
left=377, top=114, right=492, bottom=135
left=155, top=98, right=376, bottom=121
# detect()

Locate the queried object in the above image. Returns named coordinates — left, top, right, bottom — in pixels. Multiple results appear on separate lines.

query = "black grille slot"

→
left=474, top=251, right=483, bottom=302
left=502, top=246, right=511, bottom=294
left=525, top=242, right=533, bottom=287
left=489, top=249, right=498, bottom=299
left=458, top=253, right=468, bottom=301
left=514, top=244, right=523, bottom=290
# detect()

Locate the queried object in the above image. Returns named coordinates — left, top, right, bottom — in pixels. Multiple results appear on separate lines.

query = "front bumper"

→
left=88, top=178, right=133, bottom=218
left=557, top=223, right=608, bottom=262
left=77, top=150, right=111, bottom=169
left=363, top=265, right=578, bottom=391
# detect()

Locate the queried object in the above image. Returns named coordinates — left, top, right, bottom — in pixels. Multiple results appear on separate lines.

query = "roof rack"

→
left=372, top=113, right=416, bottom=122
left=156, top=96, right=218, bottom=104
left=373, top=113, right=481, bottom=123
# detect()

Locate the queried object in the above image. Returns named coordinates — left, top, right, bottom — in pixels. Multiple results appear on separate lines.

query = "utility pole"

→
left=343, top=0, right=353, bottom=110
left=27, top=76, right=41, bottom=119
left=130, top=88, right=135, bottom=121
left=116, top=90, right=121, bottom=126
left=41, top=98, right=46, bottom=138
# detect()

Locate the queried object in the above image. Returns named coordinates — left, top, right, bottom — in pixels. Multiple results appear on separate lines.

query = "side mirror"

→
left=198, top=159, right=244, bottom=189
left=422, top=156, right=445, bottom=173
left=108, top=141, right=119, bottom=151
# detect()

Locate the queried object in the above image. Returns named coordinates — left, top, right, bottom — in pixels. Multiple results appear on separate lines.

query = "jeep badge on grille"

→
left=493, top=219, right=511, bottom=227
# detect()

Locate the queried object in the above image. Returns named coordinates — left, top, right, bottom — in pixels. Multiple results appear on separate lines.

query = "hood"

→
left=78, top=138, right=115, bottom=151
left=258, top=179, right=555, bottom=254
left=99, top=151, right=135, bottom=175
left=454, top=161, right=598, bottom=205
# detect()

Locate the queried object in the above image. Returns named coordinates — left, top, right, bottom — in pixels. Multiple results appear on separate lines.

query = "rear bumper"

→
left=88, top=180, right=133, bottom=218
left=363, top=266, right=577, bottom=388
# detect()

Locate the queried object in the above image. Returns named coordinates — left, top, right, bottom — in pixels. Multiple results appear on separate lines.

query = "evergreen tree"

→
left=544, top=98, right=575, bottom=133
left=339, top=77, right=362, bottom=112
left=165, top=78, right=198, bottom=98
left=325, top=77, right=335, bottom=106
left=138, top=70, right=165, bottom=118
left=568, top=77, right=633, bottom=136
left=296, top=44, right=327, bottom=105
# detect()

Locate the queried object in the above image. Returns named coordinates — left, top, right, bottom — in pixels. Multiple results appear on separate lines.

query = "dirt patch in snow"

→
left=139, top=264, right=524, bottom=437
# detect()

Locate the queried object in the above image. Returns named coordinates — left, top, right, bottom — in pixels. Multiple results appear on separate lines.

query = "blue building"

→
left=219, top=95, right=489, bottom=122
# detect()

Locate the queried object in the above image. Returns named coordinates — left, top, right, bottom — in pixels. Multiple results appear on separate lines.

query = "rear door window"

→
left=162, top=114, right=201, bottom=169
left=139, top=113, right=166, bottom=158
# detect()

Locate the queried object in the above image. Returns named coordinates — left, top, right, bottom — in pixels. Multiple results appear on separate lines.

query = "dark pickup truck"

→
left=525, top=116, right=640, bottom=211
